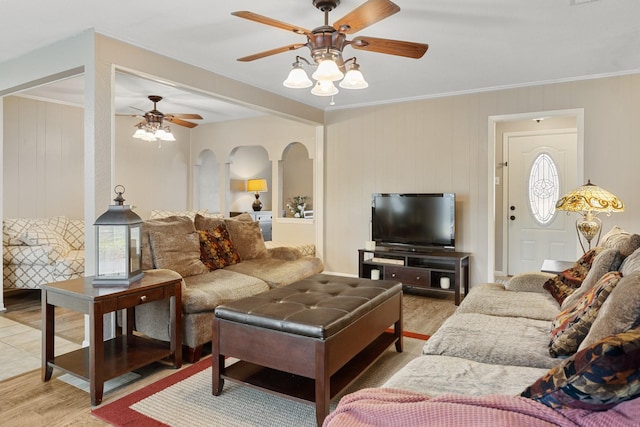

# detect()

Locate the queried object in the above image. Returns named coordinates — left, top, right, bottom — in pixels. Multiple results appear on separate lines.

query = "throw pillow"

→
left=543, top=248, right=603, bottom=305
left=601, top=226, right=640, bottom=257
left=148, top=230, right=208, bottom=277
left=194, top=213, right=224, bottom=231
left=197, top=225, right=241, bottom=270
left=560, top=248, right=623, bottom=310
left=64, top=218, right=85, bottom=250
left=579, top=272, right=640, bottom=350
left=19, top=225, right=70, bottom=260
left=223, top=219, right=268, bottom=260
left=549, top=271, right=622, bottom=357
left=522, top=326, right=640, bottom=410
left=141, top=216, right=196, bottom=270
left=621, top=248, right=640, bottom=277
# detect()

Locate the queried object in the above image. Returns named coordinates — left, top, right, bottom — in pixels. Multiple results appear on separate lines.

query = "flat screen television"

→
left=371, top=193, right=456, bottom=251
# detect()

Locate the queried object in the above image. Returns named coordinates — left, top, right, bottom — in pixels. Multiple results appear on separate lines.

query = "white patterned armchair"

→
left=3, top=216, right=84, bottom=290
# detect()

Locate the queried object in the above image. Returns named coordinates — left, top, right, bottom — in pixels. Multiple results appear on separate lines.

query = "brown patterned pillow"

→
left=197, top=225, right=241, bottom=270
left=224, top=220, right=268, bottom=260
left=549, top=271, right=622, bottom=357
left=148, top=230, right=208, bottom=277
left=543, top=248, right=602, bottom=304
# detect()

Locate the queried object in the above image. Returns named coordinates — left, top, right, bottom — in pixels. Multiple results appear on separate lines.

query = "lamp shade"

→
left=247, top=179, right=268, bottom=193
left=555, top=180, right=624, bottom=214
left=283, top=67, right=312, bottom=88
left=312, top=59, right=344, bottom=82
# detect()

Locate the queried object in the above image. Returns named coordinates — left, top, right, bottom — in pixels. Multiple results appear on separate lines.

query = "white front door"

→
left=505, top=130, right=578, bottom=275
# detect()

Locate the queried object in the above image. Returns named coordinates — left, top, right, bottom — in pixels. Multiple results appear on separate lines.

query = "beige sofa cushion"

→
left=621, top=248, right=640, bottom=277
left=3, top=216, right=68, bottom=246
left=224, top=256, right=324, bottom=288
left=150, top=209, right=208, bottom=221
left=601, top=226, right=640, bottom=257
left=579, top=272, right=640, bottom=350
left=560, top=248, right=622, bottom=310
left=224, top=220, right=268, bottom=260
left=422, top=312, right=558, bottom=369
left=141, top=216, right=196, bottom=270
left=148, top=230, right=208, bottom=277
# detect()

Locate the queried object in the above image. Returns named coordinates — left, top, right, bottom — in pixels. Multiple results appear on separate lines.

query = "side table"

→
left=42, top=270, right=182, bottom=406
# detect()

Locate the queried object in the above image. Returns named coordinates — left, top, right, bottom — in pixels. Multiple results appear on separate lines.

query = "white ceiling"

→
left=3, top=0, right=640, bottom=121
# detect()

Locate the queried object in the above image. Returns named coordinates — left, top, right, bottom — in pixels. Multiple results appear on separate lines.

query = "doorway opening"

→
left=488, top=109, right=584, bottom=281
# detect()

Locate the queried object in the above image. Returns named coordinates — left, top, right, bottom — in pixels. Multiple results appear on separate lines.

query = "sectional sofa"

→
left=325, top=226, right=640, bottom=426
left=133, top=213, right=324, bottom=362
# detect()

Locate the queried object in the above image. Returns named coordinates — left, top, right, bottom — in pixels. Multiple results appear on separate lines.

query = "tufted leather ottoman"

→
left=212, top=273, right=403, bottom=426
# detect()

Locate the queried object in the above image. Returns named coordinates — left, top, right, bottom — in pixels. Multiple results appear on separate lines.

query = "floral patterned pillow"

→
left=549, top=271, right=622, bottom=357
left=543, top=248, right=603, bottom=305
left=197, top=225, right=241, bottom=270
left=523, top=326, right=640, bottom=410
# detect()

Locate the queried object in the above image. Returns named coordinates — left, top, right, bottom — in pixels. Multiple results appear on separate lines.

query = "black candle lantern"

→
left=93, top=185, right=144, bottom=287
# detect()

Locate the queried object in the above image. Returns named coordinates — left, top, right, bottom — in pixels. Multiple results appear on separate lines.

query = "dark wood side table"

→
left=42, top=271, right=182, bottom=406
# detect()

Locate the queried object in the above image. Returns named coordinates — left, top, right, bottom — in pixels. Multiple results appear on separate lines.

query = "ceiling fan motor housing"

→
left=313, top=0, right=340, bottom=12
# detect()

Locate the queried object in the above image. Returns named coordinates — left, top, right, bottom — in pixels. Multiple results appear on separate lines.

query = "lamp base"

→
left=576, top=213, right=602, bottom=253
left=252, top=193, right=263, bottom=211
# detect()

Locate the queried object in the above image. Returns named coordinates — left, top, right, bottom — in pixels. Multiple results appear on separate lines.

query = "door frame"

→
left=487, top=109, right=584, bottom=280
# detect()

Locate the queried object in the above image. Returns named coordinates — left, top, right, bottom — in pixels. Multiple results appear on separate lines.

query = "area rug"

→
left=92, top=331, right=429, bottom=427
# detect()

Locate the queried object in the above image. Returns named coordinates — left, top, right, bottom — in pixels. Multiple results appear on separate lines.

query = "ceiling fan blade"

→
left=333, top=0, right=400, bottom=34
left=166, top=113, right=203, bottom=120
left=232, top=11, right=311, bottom=36
left=237, top=43, right=307, bottom=62
left=350, top=36, right=429, bottom=59
left=116, top=113, right=142, bottom=118
left=165, top=117, right=198, bottom=128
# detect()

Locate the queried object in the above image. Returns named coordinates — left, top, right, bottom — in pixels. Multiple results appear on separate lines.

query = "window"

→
left=528, top=153, right=559, bottom=225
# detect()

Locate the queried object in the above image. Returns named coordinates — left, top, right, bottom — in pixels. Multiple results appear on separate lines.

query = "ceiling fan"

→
left=232, top=0, right=428, bottom=63
left=121, top=95, right=203, bottom=129
left=118, top=95, right=203, bottom=146
left=232, top=0, right=428, bottom=96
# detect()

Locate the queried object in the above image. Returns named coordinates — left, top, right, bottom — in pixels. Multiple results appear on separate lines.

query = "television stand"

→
left=358, top=248, right=471, bottom=305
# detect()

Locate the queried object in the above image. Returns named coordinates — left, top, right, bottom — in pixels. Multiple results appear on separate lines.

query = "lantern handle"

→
left=114, top=185, right=126, bottom=206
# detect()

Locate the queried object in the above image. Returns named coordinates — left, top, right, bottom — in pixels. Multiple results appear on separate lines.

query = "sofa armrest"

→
left=504, top=272, right=554, bottom=293
left=267, top=246, right=303, bottom=261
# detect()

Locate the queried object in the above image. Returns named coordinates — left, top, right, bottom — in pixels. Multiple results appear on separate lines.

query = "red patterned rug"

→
left=92, top=331, right=429, bottom=427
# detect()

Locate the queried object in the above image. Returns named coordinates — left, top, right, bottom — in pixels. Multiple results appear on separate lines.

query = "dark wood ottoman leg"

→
left=395, top=292, right=403, bottom=352
left=211, top=318, right=224, bottom=395
left=315, top=341, right=330, bottom=427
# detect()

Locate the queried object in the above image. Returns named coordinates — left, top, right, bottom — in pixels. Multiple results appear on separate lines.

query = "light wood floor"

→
left=0, top=288, right=457, bottom=426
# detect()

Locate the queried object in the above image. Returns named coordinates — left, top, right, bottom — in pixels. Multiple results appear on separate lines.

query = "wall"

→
left=114, top=116, right=192, bottom=219
left=324, top=74, right=640, bottom=284
left=283, top=142, right=313, bottom=216
left=191, top=115, right=318, bottom=243
left=3, top=96, right=84, bottom=219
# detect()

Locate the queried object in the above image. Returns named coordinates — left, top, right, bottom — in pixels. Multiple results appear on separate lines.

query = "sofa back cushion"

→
left=224, top=220, right=268, bottom=261
left=560, top=248, right=623, bottom=310
left=3, top=216, right=68, bottom=246
left=549, top=271, right=622, bottom=357
left=141, top=216, right=196, bottom=270
left=621, top=248, right=640, bottom=277
left=523, top=326, right=640, bottom=410
left=601, top=226, right=640, bottom=257
left=148, top=230, right=208, bottom=277
left=149, top=209, right=209, bottom=221
left=579, top=272, right=640, bottom=350
left=64, top=219, right=85, bottom=250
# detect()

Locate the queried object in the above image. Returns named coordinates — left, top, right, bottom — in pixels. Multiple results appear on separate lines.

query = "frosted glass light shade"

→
left=312, top=59, right=344, bottom=81
left=339, top=68, right=369, bottom=89
left=133, top=127, right=146, bottom=139
left=283, top=67, right=312, bottom=88
left=311, top=80, right=339, bottom=96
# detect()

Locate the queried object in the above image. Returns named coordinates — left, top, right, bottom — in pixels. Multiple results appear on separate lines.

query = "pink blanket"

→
left=323, top=388, right=640, bottom=427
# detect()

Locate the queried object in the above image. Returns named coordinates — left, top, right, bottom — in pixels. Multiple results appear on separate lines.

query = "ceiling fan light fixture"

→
left=160, top=127, right=176, bottom=141
left=312, top=58, right=344, bottom=82
left=311, top=80, right=339, bottom=96
left=133, top=126, right=146, bottom=139
left=339, top=60, right=368, bottom=89
left=283, top=61, right=312, bottom=88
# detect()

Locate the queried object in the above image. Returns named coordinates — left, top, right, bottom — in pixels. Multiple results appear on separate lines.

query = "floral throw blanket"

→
left=323, top=388, right=640, bottom=427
